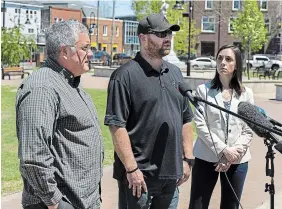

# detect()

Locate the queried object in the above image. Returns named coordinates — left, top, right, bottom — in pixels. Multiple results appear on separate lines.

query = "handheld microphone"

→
left=255, top=106, right=282, bottom=127
left=178, top=82, right=203, bottom=114
left=238, top=102, right=282, bottom=153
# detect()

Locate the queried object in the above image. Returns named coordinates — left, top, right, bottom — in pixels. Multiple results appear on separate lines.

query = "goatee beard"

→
left=160, top=49, right=170, bottom=56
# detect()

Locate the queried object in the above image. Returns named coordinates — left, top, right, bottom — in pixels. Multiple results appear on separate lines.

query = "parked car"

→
left=190, top=57, right=216, bottom=69
left=91, top=51, right=111, bottom=66
left=246, top=55, right=282, bottom=70
left=112, top=53, right=132, bottom=65
left=177, top=53, right=196, bottom=63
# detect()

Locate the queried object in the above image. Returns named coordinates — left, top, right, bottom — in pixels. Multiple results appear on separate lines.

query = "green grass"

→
left=1, top=85, right=196, bottom=196
left=1, top=86, right=114, bottom=196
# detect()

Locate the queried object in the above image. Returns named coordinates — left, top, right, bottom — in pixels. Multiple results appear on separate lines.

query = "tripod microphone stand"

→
left=264, top=132, right=282, bottom=209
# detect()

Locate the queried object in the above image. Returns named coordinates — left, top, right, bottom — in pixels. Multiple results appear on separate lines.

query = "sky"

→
left=84, top=0, right=135, bottom=17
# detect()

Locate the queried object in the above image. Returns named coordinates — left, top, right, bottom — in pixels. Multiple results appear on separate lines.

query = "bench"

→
left=272, top=69, right=282, bottom=80
left=2, top=66, right=30, bottom=80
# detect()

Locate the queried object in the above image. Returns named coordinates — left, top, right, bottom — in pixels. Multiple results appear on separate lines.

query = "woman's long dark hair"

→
left=211, top=44, right=244, bottom=96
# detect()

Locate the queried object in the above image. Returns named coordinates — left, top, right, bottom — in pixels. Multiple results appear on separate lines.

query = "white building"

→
left=1, top=1, right=43, bottom=43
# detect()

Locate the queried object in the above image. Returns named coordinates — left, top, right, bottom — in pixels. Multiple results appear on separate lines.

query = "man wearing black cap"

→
left=104, top=13, right=194, bottom=209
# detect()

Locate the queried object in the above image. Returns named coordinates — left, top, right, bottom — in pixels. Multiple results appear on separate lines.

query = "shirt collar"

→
left=134, top=52, right=169, bottom=74
left=44, top=57, right=80, bottom=87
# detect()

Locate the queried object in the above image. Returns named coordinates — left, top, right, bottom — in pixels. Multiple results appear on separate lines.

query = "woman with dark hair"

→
left=189, top=44, right=254, bottom=209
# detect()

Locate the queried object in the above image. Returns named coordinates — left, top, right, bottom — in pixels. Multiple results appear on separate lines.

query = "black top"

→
left=104, top=52, right=193, bottom=180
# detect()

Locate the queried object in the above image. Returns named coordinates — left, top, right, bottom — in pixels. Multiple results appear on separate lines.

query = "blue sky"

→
left=84, top=0, right=134, bottom=17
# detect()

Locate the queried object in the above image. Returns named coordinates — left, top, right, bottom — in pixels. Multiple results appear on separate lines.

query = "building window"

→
left=26, top=10, right=29, bottom=14
left=28, top=28, right=34, bottom=33
left=205, top=0, right=213, bottom=10
left=265, top=18, right=271, bottom=33
left=116, top=26, right=119, bottom=37
left=103, top=25, right=108, bottom=36
left=201, top=16, right=215, bottom=32
left=260, top=0, right=268, bottom=11
left=15, top=8, right=18, bottom=13
left=228, top=17, right=236, bottom=33
left=34, top=11, right=37, bottom=15
left=232, top=0, right=241, bottom=10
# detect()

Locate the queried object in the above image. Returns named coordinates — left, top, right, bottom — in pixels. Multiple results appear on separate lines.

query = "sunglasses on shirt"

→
left=148, top=30, right=173, bottom=38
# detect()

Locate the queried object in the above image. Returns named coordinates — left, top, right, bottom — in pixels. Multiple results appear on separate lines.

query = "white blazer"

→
left=193, top=82, right=254, bottom=163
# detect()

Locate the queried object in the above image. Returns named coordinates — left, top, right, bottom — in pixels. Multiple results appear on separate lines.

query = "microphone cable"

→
left=195, top=88, right=245, bottom=209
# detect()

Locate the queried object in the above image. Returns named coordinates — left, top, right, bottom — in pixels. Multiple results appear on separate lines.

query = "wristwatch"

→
left=183, top=157, right=195, bottom=167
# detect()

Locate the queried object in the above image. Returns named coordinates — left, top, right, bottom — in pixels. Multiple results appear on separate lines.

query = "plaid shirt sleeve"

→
left=16, top=87, right=62, bottom=206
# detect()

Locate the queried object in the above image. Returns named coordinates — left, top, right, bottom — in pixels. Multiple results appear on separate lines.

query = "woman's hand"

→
left=222, top=147, right=241, bottom=163
left=215, top=156, right=231, bottom=172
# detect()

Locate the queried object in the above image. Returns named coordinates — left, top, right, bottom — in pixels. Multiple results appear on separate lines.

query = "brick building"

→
left=41, top=6, right=82, bottom=30
left=191, top=0, right=282, bottom=57
left=83, top=17, right=123, bottom=54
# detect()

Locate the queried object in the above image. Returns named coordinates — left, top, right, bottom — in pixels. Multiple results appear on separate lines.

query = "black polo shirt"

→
left=104, top=52, right=193, bottom=180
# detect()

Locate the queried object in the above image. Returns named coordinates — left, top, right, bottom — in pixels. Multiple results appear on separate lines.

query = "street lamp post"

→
left=89, top=12, right=96, bottom=72
left=173, top=0, right=192, bottom=76
left=2, top=0, right=6, bottom=28
left=89, top=12, right=96, bottom=49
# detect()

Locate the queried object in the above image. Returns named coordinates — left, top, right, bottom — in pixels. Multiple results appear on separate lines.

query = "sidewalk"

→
left=2, top=74, right=282, bottom=209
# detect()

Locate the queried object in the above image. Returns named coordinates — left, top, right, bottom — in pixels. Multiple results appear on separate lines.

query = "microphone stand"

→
left=192, top=96, right=282, bottom=209
left=264, top=134, right=275, bottom=209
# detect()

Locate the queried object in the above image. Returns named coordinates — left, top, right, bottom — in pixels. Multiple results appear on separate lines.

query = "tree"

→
left=232, top=0, right=267, bottom=79
left=166, top=1, right=199, bottom=55
left=132, top=0, right=199, bottom=55
left=132, top=0, right=162, bottom=20
left=1, top=26, right=37, bottom=66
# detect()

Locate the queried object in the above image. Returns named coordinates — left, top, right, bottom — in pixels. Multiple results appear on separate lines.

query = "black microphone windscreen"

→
left=179, top=82, right=192, bottom=96
left=238, top=102, right=273, bottom=137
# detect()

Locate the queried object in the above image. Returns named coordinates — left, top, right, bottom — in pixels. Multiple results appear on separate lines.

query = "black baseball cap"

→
left=137, top=13, right=180, bottom=35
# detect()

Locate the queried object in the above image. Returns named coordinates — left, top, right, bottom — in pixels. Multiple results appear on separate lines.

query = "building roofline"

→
left=49, top=6, right=82, bottom=12
left=3, top=1, right=43, bottom=8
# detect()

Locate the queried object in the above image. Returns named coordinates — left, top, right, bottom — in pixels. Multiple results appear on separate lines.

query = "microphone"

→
left=178, top=82, right=203, bottom=114
left=238, top=102, right=282, bottom=153
left=238, top=102, right=274, bottom=137
left=255, top=106, right=282, bottom=127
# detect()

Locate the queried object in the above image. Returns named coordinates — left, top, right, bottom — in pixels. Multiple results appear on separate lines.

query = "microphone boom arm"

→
left=194, top=96, right=282, bottom=138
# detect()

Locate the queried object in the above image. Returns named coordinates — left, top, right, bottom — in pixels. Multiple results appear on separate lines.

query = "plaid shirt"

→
left=16, top=58, right=104, bottom=209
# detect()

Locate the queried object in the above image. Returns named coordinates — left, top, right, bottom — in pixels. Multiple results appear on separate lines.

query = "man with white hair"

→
left=16, top=20, right=103, bottom=209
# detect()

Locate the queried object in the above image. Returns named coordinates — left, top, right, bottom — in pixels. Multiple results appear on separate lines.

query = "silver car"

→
left=190, top=57, right=216, bottom=69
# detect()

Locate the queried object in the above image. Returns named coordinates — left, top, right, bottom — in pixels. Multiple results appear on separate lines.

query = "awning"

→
left=102, top=43, right=107, bottom=47
left=91, top=42, right=97, bottom=47
left=112, top=44, right=118, bottom=48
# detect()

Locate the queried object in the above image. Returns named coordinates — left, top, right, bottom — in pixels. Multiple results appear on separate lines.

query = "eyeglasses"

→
left=80, top=45, right=92, bottom=53
left=148, top=30, right=173, bottom=38
left=68, top=44, right=92, bottom=53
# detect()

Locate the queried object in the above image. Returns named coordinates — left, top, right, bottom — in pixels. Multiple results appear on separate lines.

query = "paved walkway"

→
left=2, top=74, right=282, bottom=209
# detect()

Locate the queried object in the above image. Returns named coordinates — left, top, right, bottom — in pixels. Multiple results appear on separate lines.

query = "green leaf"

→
left=1, top=26, right=37, bottom=66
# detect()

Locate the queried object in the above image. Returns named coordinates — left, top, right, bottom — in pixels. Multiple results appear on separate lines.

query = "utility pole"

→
left=96, top=0, right=100, bottom=50
left=217, top=1, right=221, bottom=52
left=110, top=0, right=116, bottom=67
